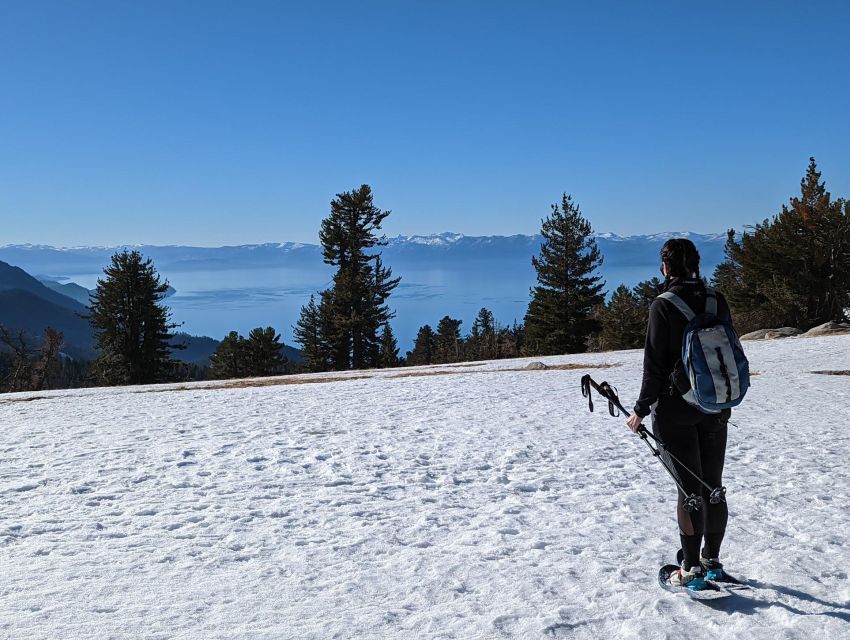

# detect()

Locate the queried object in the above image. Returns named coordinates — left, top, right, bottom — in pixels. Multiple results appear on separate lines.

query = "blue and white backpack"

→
left=658, top=287, right=750, bottom=414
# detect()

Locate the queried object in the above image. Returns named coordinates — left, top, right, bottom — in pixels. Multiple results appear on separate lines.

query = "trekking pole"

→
left=580, top=375, right=727, bottom=510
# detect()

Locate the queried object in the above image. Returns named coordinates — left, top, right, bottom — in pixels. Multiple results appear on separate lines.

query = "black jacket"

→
left=633, top=277, right=733, bottom=418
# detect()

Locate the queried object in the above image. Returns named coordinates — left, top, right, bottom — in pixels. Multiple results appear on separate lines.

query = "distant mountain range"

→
left=34, top=276, right=176, bottom=306
left=0, top=231, right=727, bottom=276
left=0, top=261, right=92, bottom=359
left=0, top=260, right=300, bottom=365
left=0, top=232, right=729, bottom=350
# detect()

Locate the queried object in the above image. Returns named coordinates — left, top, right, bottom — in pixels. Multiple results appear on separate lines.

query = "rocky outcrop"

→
left=801, top=322, right=850, bottom=337
left=740, top=322, right=850, bottom=340
left=740, top=327, right=801, bottom=340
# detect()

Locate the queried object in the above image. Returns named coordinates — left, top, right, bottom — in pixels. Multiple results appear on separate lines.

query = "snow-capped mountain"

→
left=0, top=231, right=726, bottom=267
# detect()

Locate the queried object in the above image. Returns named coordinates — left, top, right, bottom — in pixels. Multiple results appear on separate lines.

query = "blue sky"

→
left=1, top=1, right=849, bottom=246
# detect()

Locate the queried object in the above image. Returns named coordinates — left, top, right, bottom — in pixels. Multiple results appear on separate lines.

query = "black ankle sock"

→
left=703, top=532, right=724, bottom=559
left=680, top=534, right=701, bottom=570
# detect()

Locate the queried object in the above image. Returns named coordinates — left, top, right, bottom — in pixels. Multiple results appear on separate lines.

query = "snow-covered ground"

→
left=1, top=336, right=849, bottom=639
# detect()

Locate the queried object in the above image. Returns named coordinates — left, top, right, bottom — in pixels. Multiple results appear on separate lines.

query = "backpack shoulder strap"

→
left=705, top=287, right=718, bottom=316
left=657, top=291, right=695, bottom=322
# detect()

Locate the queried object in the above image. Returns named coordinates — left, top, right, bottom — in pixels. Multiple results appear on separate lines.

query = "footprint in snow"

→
left=91, top=607, right=118, bottom=614
left=12, top=483, right=40, bottom=493
left=543, top=621, right=578, bottom=637
left=324, top=479, right=353, bottom=487
left=493, top=614, right=522, bottom=635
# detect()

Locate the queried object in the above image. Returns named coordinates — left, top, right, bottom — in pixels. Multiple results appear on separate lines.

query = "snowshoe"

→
left=658, top=564, right=729, bottom=600
left=676, top=548, right=745, bottom=586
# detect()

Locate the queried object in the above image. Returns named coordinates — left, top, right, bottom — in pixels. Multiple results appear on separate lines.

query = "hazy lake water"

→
left=72, top=262, right=651, bottom=350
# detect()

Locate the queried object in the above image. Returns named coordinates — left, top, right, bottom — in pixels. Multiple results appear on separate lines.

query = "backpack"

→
left=657, top=287, right=750, bottom=414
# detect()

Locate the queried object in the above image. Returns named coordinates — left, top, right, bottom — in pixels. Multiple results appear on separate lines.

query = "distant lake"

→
left=71, top=262, right=656, bottom=350
left=6, top=234, right=725, bottom=352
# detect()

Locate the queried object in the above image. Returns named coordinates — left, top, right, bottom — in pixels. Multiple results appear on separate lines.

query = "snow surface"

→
left=1, top=336, right=849, bottom=639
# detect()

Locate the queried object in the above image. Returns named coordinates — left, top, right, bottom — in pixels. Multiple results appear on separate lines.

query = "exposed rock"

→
left=764, top=328, right=803, bottom=339
left=801, top=322, right=850, bottom=337
left=525, top=361, right=548, bottom=370
left=740, top=327, right=801, bottom=341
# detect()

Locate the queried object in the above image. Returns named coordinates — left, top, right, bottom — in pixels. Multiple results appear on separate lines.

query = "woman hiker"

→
left=625, top=238, right=735, bottom=590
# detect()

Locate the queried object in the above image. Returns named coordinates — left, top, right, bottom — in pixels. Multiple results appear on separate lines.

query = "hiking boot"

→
left=670, top=563, right=707, bottom=590
left=699, top=552, right=725, bottom=581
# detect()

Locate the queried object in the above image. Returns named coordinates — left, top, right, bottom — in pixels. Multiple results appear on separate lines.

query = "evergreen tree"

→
left=633, top=277, right=663, bottom=308
left=468, top=307, right=496, bottom=360
left=434, top=316, right=463, bottom=363
left=377, top=323, right=401, bottom=368
left=315, top=185, right=401, bottom=370
left=524, top=194, right=605, bottom=355
left=365, top=255, right=401, bottom=365
left=48, top=354, right=93, bottom=390
left=496, top=321, right=525, bottom=359
left=170, top=361, right=210, bottom=383
left=210, top=331, right=247, bottom=380
left=87, top=250, right=180, bottom=385
left=406, top=325, right=436, bottom=366
left=244, top=326, right=287, bottom=376
left=713, top=158, right=850, bottom=332
left=588, top=285, right=647, bottom=352
left=293, top=295, right=331, bottom=373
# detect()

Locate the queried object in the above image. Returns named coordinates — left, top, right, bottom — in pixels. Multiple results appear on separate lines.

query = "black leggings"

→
left=652, top=397, right=729, bottom=569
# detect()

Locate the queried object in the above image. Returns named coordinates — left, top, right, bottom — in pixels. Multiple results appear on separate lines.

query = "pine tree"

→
left=468, top=307, right=496, bottom=360
left=524, top=194, right=605, bottom=355
left=87, top=250, right=180, bottom=385
left=713, top=158, right=850, bottom=332
left=210, top=331, right=247, bottom=379
left=315, top=185, right=401, bottom=370
left=406, top=325, right=436, bottom=366
left=244, top=326, right=287, bottom=376
left=494, top=321, right=524, bottom=359
left=434, top=316, right=463, bottom=363
left=293, top=295, right=331, bottom=373
left=589, top=285, right=647, bottom=352
left=377, top=323, right=400, bottom=368
left=633, top=277, right=663, bottom=308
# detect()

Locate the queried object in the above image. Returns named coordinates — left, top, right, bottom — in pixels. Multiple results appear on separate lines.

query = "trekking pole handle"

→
left=581, top=375, right=631, bottom=417
left=599, top=381, right=631, bottom=417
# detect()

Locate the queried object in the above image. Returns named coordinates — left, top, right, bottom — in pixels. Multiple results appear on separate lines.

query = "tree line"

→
left=3, top=157, right=847, bottom=392
left=714, top=158, right=850, bottom=334
left=405, top=310, right=525, bottom=366
left=585, top=157, right=850, bottom=349
left=398, top=157, right=850, bottom=362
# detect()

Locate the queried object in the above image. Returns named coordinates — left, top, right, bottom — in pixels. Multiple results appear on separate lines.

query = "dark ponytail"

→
left=661, top=238, right=700, bottom=278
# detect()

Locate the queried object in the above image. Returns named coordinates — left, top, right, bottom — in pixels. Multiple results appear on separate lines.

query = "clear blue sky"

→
left=1, top=1, right=849, bottom=246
